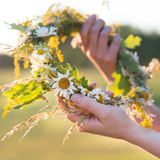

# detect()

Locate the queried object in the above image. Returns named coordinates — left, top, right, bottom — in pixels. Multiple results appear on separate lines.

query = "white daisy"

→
left=52, top=70, right=77, bottom=99
left=48, top=26, right=58, bottom=36
left=34, top=26, right=57, bottom=37
left=31, top=48, right=51, bottom=63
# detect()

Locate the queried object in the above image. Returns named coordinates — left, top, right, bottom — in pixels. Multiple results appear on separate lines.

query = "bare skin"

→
left=68, top=94, right=160, bottom=159
left=79, top=14, right=160, bottom=133
left=61, top=15, right=160, bottom=158
left=80, top=14, right=121, bottom=85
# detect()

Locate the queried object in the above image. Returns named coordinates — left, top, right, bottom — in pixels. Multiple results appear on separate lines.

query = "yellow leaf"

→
left=109, top=72, right=125, bottom=96
left=124, top=34, right=142, bottom=49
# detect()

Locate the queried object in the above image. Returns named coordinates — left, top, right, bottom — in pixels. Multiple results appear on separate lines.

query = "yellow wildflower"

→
left=141, top=116, right=152, bottom=128
left=23, top=58, right=30, bottom=69
left=48, top=36, right=60, bottom=49
left=14, top=56, right=20, bottom=80
left=3, top=99, right=19, bottom=118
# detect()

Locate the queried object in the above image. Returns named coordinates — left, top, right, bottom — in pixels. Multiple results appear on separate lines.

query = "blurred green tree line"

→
left=0, top=25, right=160, bottom=69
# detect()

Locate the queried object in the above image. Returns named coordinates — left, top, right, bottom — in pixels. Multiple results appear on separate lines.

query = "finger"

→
left=88, top=19, right=105, bottom=58
left=71, top=94, right=107, bottom=118
left=107, top=34, right=121, bottom=64
left=56, top=96, right=66, bottom=109
left=96, top=26, right=112, bottom=60
left=89, top=82, right=97, bottom=89
left=67, top=114, right=93, bottom=133
left=67, top=114, right=82, bottom=123
left=80, top=14, right=97, bottom=51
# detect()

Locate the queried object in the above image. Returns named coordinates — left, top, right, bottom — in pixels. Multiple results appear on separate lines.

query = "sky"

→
left=0, top=0, right=160, bottom=47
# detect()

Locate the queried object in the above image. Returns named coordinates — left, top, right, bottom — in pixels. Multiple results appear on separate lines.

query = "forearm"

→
left=125, top=122, right=160, bottom=158
left=147, top=104, right=160, bottom=133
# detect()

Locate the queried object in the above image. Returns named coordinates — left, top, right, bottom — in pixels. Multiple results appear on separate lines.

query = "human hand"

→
left=67, top=94, right=135, bottom=140
left=57, top=85, right=160, bottom=157
left=79, top=14, right=121, bottom=85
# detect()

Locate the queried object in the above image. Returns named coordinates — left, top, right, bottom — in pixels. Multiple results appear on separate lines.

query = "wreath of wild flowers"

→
left=0, top=4, right=160, bottom=143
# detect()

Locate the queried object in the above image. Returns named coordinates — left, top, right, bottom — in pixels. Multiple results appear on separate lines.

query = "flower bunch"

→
left=1, top=4, right=160, bottom=142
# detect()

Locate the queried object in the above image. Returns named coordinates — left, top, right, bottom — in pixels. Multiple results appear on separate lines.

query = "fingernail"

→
left=71, top=94, right=82, bottom=104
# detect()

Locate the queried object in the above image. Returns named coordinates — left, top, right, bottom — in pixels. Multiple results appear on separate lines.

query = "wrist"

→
left=123, top=121, right=160, bottom=158
left=121, top=120, right=142, bottom=142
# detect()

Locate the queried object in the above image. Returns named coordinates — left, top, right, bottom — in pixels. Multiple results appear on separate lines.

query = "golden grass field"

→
left=0, top=68, right=159, bottom=160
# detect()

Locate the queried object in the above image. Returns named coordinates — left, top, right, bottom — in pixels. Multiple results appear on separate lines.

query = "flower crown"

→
left=1, top=4, right=160, bottom=143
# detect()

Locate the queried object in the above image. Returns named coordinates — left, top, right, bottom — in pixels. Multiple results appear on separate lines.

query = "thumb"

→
left=71, top=94, right=105, bottom=117
left=89, top=82, right=97, bottom=89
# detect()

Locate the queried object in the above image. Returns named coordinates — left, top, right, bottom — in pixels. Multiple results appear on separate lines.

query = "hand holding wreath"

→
left=79, top=14, right=121, bottom=85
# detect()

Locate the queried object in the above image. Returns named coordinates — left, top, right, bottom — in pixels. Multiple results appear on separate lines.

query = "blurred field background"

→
left=0, top=26, right=160, bottom=160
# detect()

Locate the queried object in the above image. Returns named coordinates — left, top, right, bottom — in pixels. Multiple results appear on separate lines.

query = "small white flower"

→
left=86, top=89, right=99, bottom=99
left=34, top=26, right=57, bottom=37
left=95, top=95, right=100, bottom=100
left=31, top=63, right=51, bottom=75
left=100, top=91, right=111, bottom=101
left=52, top=70, right=77, bottom=99
left=77, top=86, right=87, bottom=95
left=92, top=88, right=100, bottom=95
left=31, top=48, right=51, bottom=64
left=87, top=88, right=111, bottom=102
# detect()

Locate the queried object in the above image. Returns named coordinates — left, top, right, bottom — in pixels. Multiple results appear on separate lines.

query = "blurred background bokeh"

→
left=0, top=0, right=160, bottom=159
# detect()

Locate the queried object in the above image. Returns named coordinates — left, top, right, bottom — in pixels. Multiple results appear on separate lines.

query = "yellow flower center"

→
left=84, top=87, right=89, bottom=93
left=58, top=78, right=70, bottom=89
left=37, top=49, right=45, bottom=55
left=48, top=71, right=58, bottom=79
left=97, top=94, right=103, bottom=103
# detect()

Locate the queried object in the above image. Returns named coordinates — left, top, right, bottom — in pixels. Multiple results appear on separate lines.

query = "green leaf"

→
left=72, top=66, right=79, bottom=80
left=3, top=84, right=28, bottom=99
left=120, top=39, right=126, bottom=49
left=13, top=104, right=24, bottom=109
left=109, top=67, right=131, bottom=96
left=3, top=81, right=46, bottom=110
left=19, top=86, right=43, bottom=103
left=55, top=63, right=73, bottom=74
left=13, top=93, right=43, bottom=109
left=87, top=86, right=93, bottom=91
left=19, top=45, right=28, bottom=50
left=66, top=63, right=73, bottom=71
left=5, top=22, right=26, bottom=32
left=119, top=51, right=139, bottom=73
left=80, top=74, right=89, bottom=88
left=38, top=23, right=44, bottom=27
